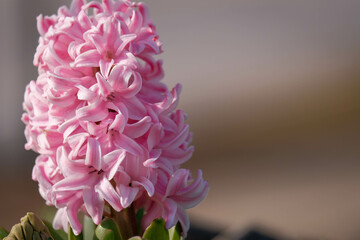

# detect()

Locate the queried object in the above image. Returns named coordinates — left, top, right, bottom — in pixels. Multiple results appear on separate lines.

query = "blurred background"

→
left=1, top=0, right=360, bottom=239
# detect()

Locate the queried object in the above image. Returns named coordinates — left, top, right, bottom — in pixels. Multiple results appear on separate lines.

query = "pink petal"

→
left=53, top=174, right=94, bottom=192
left=142, top=201, right=162, bottom=231
left=83, top=188, right=104, bottom=225
left=176, top=207, right=190, bottom=236
left=48, top=72, right=81, bottom=91
left=96, top=72, right=112, bottom=98
left=85, top=138, right=102, bottom=170
left=144, top=156, right=173, bottom=175
left=53, top=208, right=69, bottom=233
left=33, top=162, right=52, bottom=190
left=36, top=14, right=55, bottom=36
left=129, top=43, right=145, bottom=56
left=116, top=52, right=138, bottom=69
left=65, top=133, right=89, bottom=159
left=143, top=149, right=161, bottom=169
left=115, top=168, right=131, bottom=185
left=161, top=146, right=194, bottom=165
left=178, top=170, right=204, bottom=196
left=56, top=146, right=86, bottom=176
left=96, top=177, right=122, bottom=211
left=113, top=132, right=143, bottom=156
left=76, top=85, right=97, bottom=101
left=104, top=18, right=121, bottom=51
left=69, top=0, right=86, bottom=15
left=122, top=154, right=140, bottom=178
left=147, top=123, right=162, bottom=150
left=133, top=177, right=154, bottom=197
left=83, top=1, right=104, bottom=14
left=74, top=49, right=101, bottom=67
left=123, top=116, right=151, bottom=138
left=66, top=194, right=83, bottom=235
left=155, top=84, right=181, bottom=115
left=115, top=34, right=137, bottom=56
left=179, top=181, right=209, bottom=209
left=76, top=98, right=109, bottom=122
left=119, top=185, right=139, bottom=208
left=129, top=9, right=143, bottom=33
left=138, top=3, right=151, bottom=25
left=103, top=150, right=126, bottom=180
left=107, top=101, right=128, bottom=117
left=48, top=88, right=77, bottom=109
left=37, top=130, right=63, bottom=150
left=163, top=198, right=178, bottom=229
left=52, top=191, right=76, bottom=208
left=99, top=59, right=114, bottom=77
left=77, top=9, right=92, bottom=29
left=122, top=97, right=146, bottom=120
left=58, top=118, right=78, bottom=136
left=108, top=65, right=129, bottom=89
left=159, top=125, right=189, bottom=150
left=109, top=113, right=127, bottom=132
left=165, top=169, right=189, bottom=198
left=175, top=170, right=209, bottom=209
left=118, top=71, right=142, bottom=98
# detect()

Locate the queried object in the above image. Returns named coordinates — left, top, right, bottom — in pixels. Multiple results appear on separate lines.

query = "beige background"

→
left=1, top=0, right=360, bottom=239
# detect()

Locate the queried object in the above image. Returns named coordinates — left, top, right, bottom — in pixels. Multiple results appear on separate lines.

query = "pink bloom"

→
left=53, top=208, right=69, bottom=232
left=138, top=169, right=208, bottom=237
left=23, top=0, right=208, bottom=236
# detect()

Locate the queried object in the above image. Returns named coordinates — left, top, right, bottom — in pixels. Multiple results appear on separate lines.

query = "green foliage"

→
left=4, top=213, right=53, bottom=240
left=169, top=223, right=182, bottom=240
left=135, top=208, right=144, bottom=235
left=0, top=227, right=8, bottom=239
left=68, top=226, right=83, bottom=240
left=42, top=220, right=67, bottom=240
left=142, top=219, right=169, bottom=240
left=3, top=211, right=184, bottom=240
left=95, top=218, right=122, bottom=240
left=83, top=215, right=97, bottom=240
left=95, top=228, right=114, bottom=240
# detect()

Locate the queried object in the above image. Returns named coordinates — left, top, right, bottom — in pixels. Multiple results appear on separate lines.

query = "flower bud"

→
left=4, top=213, right=53, bottom=240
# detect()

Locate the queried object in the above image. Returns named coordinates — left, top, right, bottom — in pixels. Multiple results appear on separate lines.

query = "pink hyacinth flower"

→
left=23, top=0, right=209, bottom=236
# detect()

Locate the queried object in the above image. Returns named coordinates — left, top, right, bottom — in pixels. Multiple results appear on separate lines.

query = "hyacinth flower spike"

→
left=22, top=0, right=209, bottom=238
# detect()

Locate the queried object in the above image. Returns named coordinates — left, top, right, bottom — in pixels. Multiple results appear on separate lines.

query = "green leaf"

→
left=0, top=227, right=8, bottom=239
left=142, top=219, right=169, bottom=240
left=43, top=220, right=67, bottom=240
left=95, top=218, right=122, bottom=240
left=68, top=226, right=83, bottom=240
left=169, top=223, right=182, bottom=240
left=95, top=228, right=114, bottom=240
left=83, top=215, right=97, bottom=240
left=135, top=208, right=144, bottom=235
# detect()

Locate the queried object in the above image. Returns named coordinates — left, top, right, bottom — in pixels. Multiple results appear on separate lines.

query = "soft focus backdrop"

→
left=1, top=0, right=360, bottom=239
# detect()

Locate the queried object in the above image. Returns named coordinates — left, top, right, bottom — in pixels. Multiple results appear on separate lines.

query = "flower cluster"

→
left=22, top=0, right=208, bottom=236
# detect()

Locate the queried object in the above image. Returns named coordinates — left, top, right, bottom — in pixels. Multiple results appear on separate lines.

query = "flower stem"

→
left=111, top=204, right=138, bottom=239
